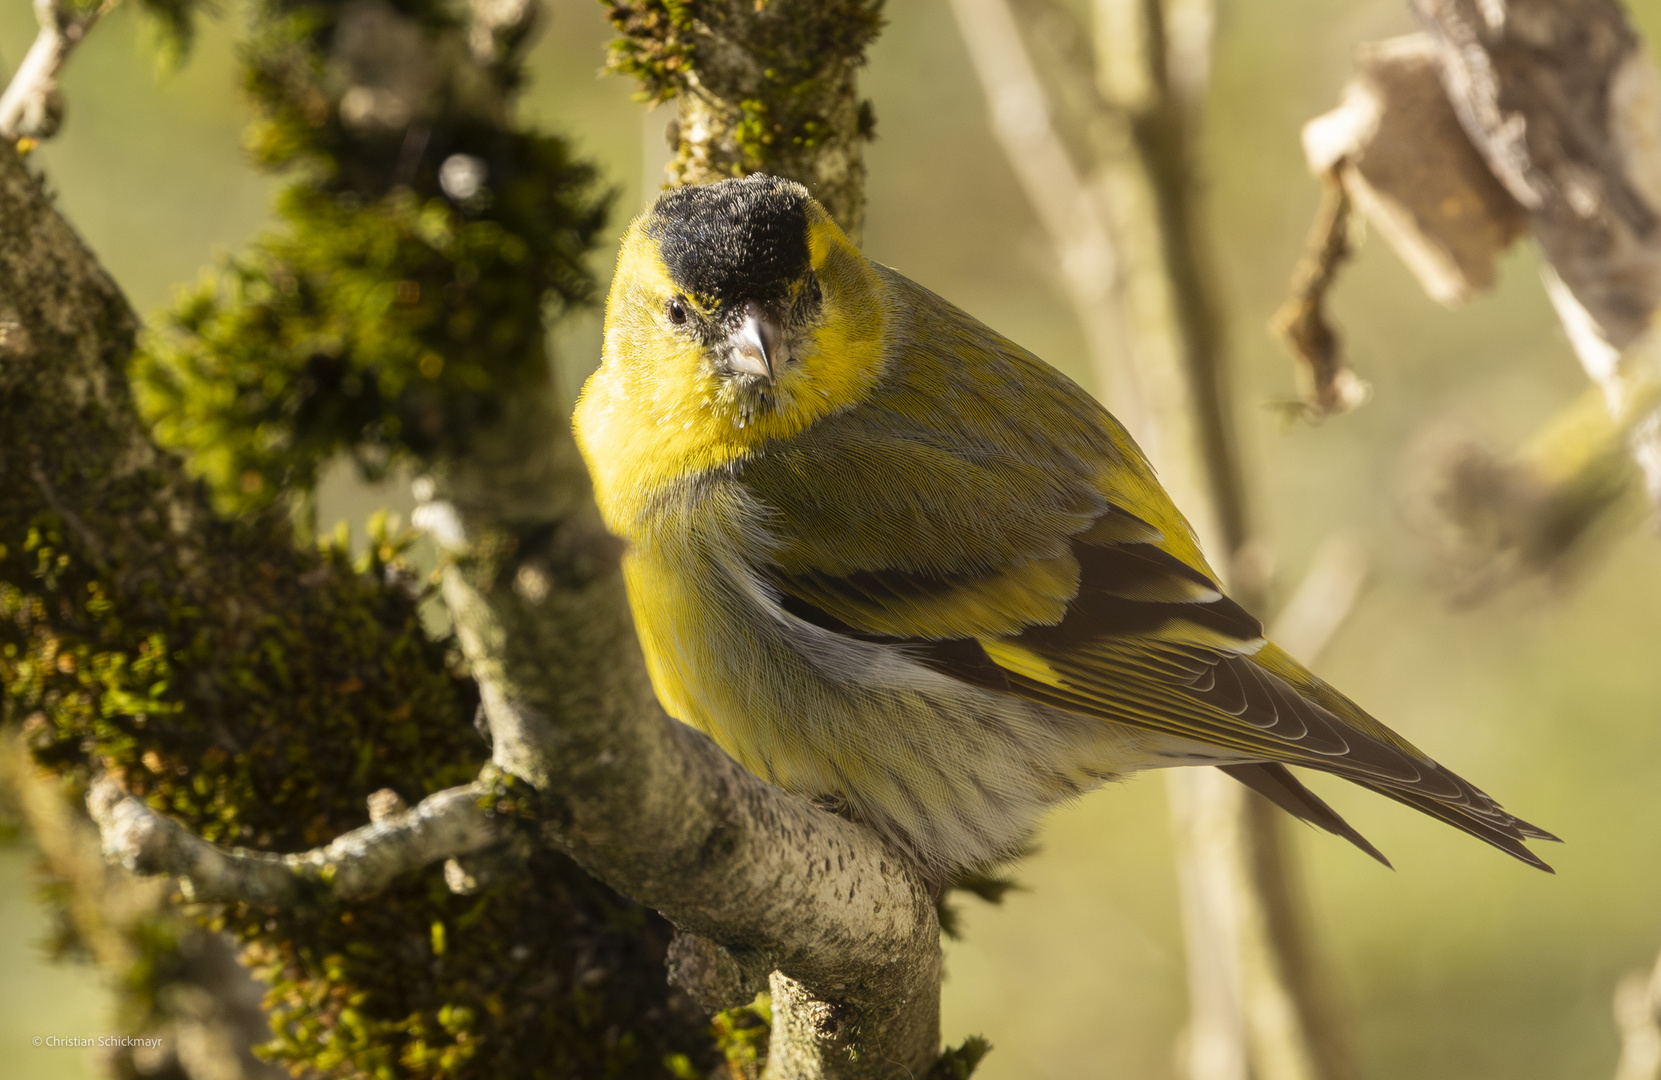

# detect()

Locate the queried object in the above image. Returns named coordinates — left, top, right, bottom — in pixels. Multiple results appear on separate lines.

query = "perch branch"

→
left=416, top=401, right=944, bottom=1077
left=88, top=776, right=507, bottom=905
left=0, top=5, right=938, bottom=1069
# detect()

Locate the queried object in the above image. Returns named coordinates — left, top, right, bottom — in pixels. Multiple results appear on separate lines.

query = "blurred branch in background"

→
left=942, top=0, right=1151, bottom=446
left=950, top=1, right=1365, bottom=1079
left=1616, top=946, right=1661, bottom=1080
left=0, top=0, right=209, bottom=142
left=1283, top=4, right=1661, bottom=597
left=0, top=0, right=119, bottom=142
left=1268, top=170, right=1369, bottom=422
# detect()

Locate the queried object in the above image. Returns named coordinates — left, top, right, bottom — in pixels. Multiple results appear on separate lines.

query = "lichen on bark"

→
left=603, top=0, right=884, bottom=241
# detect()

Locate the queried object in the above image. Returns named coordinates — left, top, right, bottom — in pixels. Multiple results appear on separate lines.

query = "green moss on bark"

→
left=136, top=0, right=610, bottom=517
left=602, top=0, right=883, bottom=238
left=0, top=0, right=724, bottom=1071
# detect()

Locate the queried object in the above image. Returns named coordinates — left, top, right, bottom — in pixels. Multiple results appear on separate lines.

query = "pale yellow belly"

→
left=622, top=541, right=1166, bottom=875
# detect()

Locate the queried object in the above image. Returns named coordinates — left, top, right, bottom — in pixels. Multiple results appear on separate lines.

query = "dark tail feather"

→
left=1351, top=779, right=1556, bottom=873
left=1221, top=762, right=1393, bottom=869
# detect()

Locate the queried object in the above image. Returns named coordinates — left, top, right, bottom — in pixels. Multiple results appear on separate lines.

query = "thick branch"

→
left=88, top=776, right=506, bottom=905
left=418, top=393, right=942, bottom=1078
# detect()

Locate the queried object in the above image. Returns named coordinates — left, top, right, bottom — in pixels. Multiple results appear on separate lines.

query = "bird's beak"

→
left=726, top=300, right=785, bottom=383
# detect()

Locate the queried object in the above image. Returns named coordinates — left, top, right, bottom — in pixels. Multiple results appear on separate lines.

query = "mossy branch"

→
left=604, top=0, right=884, bottom=241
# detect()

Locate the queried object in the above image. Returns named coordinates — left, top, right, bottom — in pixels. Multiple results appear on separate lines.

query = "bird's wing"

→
left=735, top=287, right=1554, bottom=869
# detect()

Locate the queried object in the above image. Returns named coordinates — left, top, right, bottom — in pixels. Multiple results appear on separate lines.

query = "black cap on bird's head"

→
left=643, top=175, right=821, bottom=386
left=645, top=174, right=813, bottom=309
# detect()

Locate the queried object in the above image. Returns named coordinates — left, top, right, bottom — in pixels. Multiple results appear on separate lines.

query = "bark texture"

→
left=422, top=385, right=944, bottom=1078
left=605, top=0, right=883, bottom=241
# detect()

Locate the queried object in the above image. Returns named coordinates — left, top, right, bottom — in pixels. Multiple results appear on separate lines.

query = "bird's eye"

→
left=666, top=296, right=690, bottom=326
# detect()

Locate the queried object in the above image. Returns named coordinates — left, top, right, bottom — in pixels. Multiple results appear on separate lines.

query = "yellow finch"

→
left=574, top=174, right=1554, bottom=879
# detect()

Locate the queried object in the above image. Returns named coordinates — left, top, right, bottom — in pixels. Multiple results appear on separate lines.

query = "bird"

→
left=572, top=172, right=1556, bottom=881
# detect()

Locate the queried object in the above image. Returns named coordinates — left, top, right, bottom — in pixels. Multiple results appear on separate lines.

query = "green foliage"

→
left=135, top=0, right=611, bottom=514
left=928, top=1036, right=992, bottom=1079
left=601, top=0, right=699, bottom=105
left=709, top=992, right=771, bottom=1080
left=134, top=0, right=218, bottom=71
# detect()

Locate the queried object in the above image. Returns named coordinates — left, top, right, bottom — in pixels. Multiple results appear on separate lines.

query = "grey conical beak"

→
left=727, top=300, right=785, bottom=382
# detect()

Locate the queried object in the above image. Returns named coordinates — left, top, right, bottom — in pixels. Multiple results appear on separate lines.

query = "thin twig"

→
left=88, top=775, right=507, bottom=905
left=0, top=0, right=124, bottom=142
left=1270, top=171, right=1371, bottom=420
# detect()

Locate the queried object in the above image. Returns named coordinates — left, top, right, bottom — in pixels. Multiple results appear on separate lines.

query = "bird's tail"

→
left=1221, top=762, right=1392, bottom=868
left=1221, top=761, right=1559, bottom=873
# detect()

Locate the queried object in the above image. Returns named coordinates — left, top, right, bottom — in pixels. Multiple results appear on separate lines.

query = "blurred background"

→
left=4, top=0, right=1660, bottom=1077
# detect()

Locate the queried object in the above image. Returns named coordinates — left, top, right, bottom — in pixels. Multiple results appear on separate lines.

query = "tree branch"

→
left=0, top=0, right=121, bottom=142
left=0, top=82, right=936, bottom=1073
left=1413, top=0, right=1661, bottom=512
left=1616, top=946, right=1661, bottom=1080
left=87, top=775, right=508, bottom=905
left=606, top=0, right=883, bottom=241
left=418, top=392, right=943, bottom=1078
